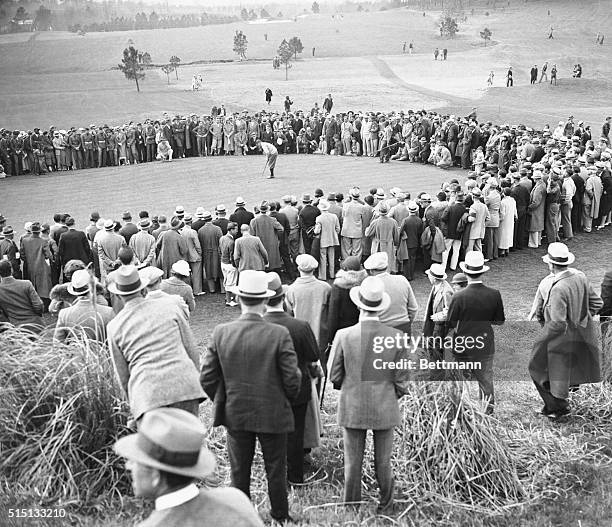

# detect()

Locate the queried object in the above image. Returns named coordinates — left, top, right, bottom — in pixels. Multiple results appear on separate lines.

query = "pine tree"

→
left=288, top=36, right=304, bottom=59
left=169, top=55, right=181, bottom=79
left=118, top=46, right=145, bottom=92
left=277, top=39, right=293, bottom=80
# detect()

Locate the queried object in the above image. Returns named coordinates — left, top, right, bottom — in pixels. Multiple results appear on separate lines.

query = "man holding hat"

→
left=446, top=251, right=505, bottom=414
left=528, top=243, right=602, bottom=419
left=161, top=260, right=195, bottom=313
left=201, top=270, right=301, bottom=523
left=114, top=408, right=263, bottom=527
left=53, top=269, right=114, bottom=343
left=329, top=276, right=410, bottom=513
left=108, top=265, right=205, bottom=421
left=130, top=218, right=157, bottom=269
left=263, top=272, right=321, bottom=485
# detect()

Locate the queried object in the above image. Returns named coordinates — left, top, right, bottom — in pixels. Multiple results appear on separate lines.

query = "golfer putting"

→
left=256, top=138, right=278, bottom=179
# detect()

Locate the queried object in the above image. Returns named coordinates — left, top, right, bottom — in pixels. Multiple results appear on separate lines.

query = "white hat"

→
left=390, top=187, right=402, bottom=197
left=195, top=207, right=206, bottom=218
left=426, top=263, right=447, bottom=280
left=459, top=251, right=490, bottom=275
left=171, top=260, right=191, bottom=277
left=139, top=266, right=164, bottom=284
left=349, top=276, right=391, bottom=312
left=104, top=219, right=115, bottom=231
left=363, top=252, right=389, bottom=271
left=349, top=186, right=360, bottom=198
left=318, top=199, right=330, bottom=211
left=67, top=269, right=91, bottom=296
left=229, top=270, right=275, bottom=298
left=296, top=254, right=319, bottom=272
left=107, top=265, right=149, bottom=295
left=542, top=242, right=575, bottom=266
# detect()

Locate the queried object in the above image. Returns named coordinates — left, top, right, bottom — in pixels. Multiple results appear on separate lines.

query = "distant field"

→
left=0, top=1, right=611, bottom=129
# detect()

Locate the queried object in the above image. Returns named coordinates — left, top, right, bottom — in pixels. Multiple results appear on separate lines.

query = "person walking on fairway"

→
left=265, top=88, right=273, bottom=105
left=256, top=139, right=278, bottom=179
left=506, top=67, right=513, bottom=87
left=487, top=70, right=494, bottom=87
left=539, top=62, right=548, bottom=83
left=550, top=64, right=558, bottom=85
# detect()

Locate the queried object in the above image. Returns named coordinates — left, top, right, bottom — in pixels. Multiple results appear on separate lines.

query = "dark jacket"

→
left=58, top=228, right=93, bottom=269
left=0, top=276, right=44, bottom=329
left=327, top=269, right=367, bottom=344
left=201, top=313, right=301, bottom=432
left=118, top=222, right=139, bottom=244
left=401, top=215, right=424, bottom=249
left=263, top=311, right=319, bottom=406
left=298, top=204, right=321, bottom=231
left=228, top=207, right=255, bottom=237
left=511, top=183, right=531, bottom=214
left=601, top=270, right=612, bottom=317
left=446, top=282, right=505, bottom=358
left=441, top=201, right=466, bottom=240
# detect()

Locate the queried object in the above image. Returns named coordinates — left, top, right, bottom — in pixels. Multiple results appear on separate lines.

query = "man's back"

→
left=59, top=229, right=91, bottom=265
left=0, top=276, right=44, bottom=328
left=201, top=313, right=300, bottom=432
left=54, top=298, right=114, bottom=342
left=138, top=487, right=263, bottom=527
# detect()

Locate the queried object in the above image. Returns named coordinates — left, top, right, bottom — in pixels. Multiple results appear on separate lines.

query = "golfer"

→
left=256, top=139, right=278, bottom=179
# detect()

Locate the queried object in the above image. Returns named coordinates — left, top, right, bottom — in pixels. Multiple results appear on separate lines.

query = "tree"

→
left=312, top=1, right=320, bottom=14
left=161, top=64, right=173, bottom=84
left=233, top=30, right=248, bottom=60
left=14, top=6, right=29, bottom=21
left=480, top=27, right=492, bottom=46
left=260, top=8, right=270, bottom=18
left=288, top=36, right=304, bottom=59
left=118, top=46, right=145, bottom=92
left=34, top=5, right=52, bottom=30
left=439, top=14, right=459, bottom=38
left=277, top=39, right=293, bottom=80
left=240, top=7, right=249, bottom=20
left=169, top=55, right=181, bottom=79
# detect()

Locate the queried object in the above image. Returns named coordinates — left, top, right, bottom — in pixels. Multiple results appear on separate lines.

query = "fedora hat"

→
left=107, top=265, right=149, bottom=296
left=138, top=219, right=151, bottom=229
left=139, top=265, right=163, bottom=284
left=67, top=269, right=91, bottom=296
left=170, top=216, right=184, bottom=230
left=459, top=251, right=490, bottom=275
left=363, top=251, right=389, bottom=271
left=426, top=263, right=447, bottom=280
left=122, top=211, right=132, bottom=221
left=103, top=219, right=115, bottom=231
left=215, top=204, right=226, bottom=213
left=202, top=211, right=212, bottom=221
left=235, top=196, right=246, bottom=207
left=230, top=270, right=274, bottom=298
left=451, top=272, right=468, bottom=285
left=114, top=408, right=216, bottom=479
left=349, top=276, right=391, bottom=312
left=302, top=193, right=312, bottom=203
left=195, top=207, right=206, bottom=218
left=542, top=242, right=575, bottom=266
left=171, top=260, right=191, bottom=277
left=267, top=272, right=287, bottom=300
left=296, top=254, right=318, bottom=272
left=30, top=222, right=41, bottom=233
left=175, top=205, right=185, bottom=216
left=318, top=199, right=330, bottom=211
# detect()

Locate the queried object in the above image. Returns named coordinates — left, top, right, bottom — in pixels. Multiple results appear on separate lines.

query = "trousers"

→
left=341, top=236, right=362, bottom=260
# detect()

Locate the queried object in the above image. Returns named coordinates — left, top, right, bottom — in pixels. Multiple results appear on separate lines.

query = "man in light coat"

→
left=156, top=217, right=188, bottom=279
left=233, top=225, right=268, bottom=272
left=341, top=188, right=365, bottom=259
left=0, top=260, right=44, bottom=331
left=181, top=214, right=203, bottom=295
left=330, top=276, right=410, bottom=513
left=466, top=188, right=489, bottom=253
left=528, top=243, right=603, bottom=419
left=528, top=171, right=547, bottom=247
left=483, top=180, right=501, bottom=261
left=314, top=200, right=340, bottom=280
left=95, top=219, right=127, bottom=281
left=129, top=219, right=156, bottom=269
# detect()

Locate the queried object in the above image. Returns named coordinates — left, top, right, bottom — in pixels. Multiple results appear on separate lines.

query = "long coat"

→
left=20, top=234, right=52, bottom=298
left=197, top=223, right=222, bottom=280
left=528, top=269, right=603, bottom=399
left=528, top=182, right=547, bottom=232
left=156, top=229, right=188, bottom=279
left=250, top=214, right=283, bottom=270
left=364, top=215, right=399, bottom=272
left=498, top=196, right=517, bottom=250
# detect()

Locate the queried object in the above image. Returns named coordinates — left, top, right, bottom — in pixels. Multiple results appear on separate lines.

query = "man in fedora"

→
left=364, top=252, right=418, bottom=335
left=58, top=216, right=93, bottom=273
left=157, top=217, right=188, bottom=279
left=96, top=219, right=127, bottom=281
left=108, top=265, right=205, bottom=421
left=528, top=243, right=602, bottom=419
left=330, top=276, right=410, bottom=513
left=114, top=408, right=263, bottom=527
left=0, top=225, right=21, bottom=278
left=263, top=272, right=320, bottom=485
left=0, top=259, right=44, bottom=331
left=129, top=219, right=157, bottom=269
left=249, top=201, right=283, bottom=274
left=298, top=194, right=320, bottom=255
left=19, top=222, right=52, bottom=307
left=53, top=269, right=114, bottom=343
left=119, top=211, right=139, bottom=244
left=197, top=211, right=222, bottom=294
left=229, top=197, right=254, bottom=238
left=201, top=270, right=301, bottom=523
left=446, top=251, right=505, bottom=414
left=180, top=214, right=203, bottom=296
left=341, top=187, right=366, bottom=259
left=219, top=222, right=239, bottom=306
left=161, top=260, right=195, bottom=313
left=314, top=199, right=340, bottom=280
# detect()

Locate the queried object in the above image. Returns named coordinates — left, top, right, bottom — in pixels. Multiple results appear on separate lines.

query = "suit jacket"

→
left=468, top=200, right=489, bottom=240
left=341, top=201, right=365, bottom=238
left=53, top=297, right=114, bottom=343
left=315, top=211, right=340, bottom=248
left=201, top=313, right=301, bottom=432
left=233, top=235, right=268, bottom=271
left=601, top=270, right=612, bottom=317
left=264, top=310, right=319, bottom=406
left=138, top=487, right=263, bottom=527
left=228, top=207, right=255, bottom=237
left=58, top=228, right=93, bottom=269
left=446, top=283, right=505, bottom=358
left=442, top=202, right=466, bottom=240
left=0, top=276, right=44, bottom=329
left=330, top=320, right=410, bottom=429
left=249, top=215, right=283, bottom=269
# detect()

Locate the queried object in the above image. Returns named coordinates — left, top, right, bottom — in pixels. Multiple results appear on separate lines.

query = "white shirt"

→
left=155, top=483, right=199, bottom=511
left=260, top=141, right=278, bottom=156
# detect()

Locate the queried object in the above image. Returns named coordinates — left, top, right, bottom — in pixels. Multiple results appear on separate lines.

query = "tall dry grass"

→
left=0, top=326, right=131, bottom=507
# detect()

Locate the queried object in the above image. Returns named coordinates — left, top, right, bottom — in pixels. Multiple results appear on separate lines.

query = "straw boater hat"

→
left=138, top=219, right=151, bottom=230
left=202, top=211, right=212, bottom=222
left=235, top=196, right=246, bottom=207
left=267, top=272, right=288, bottom=301
left=174, top=205, right=185, bottom=218
left=229, top=270, right=275, bottom=298
left=171, top=260, right=191, bottom=277
left=195, top=207, right=206, bottom=219
left=67, top=269, right=91, bottom=296
left=349, top=276, right=391, bottom=312
left=103, top=219, right=115, bottom=231
left=107, top=265, right=149, bottom=296
left=114, top=408, right=216, bottom=479
left=426, top=263, right=447, bottom=281
left=460, top=251, right=490, bottom=275
left=542, top=242, right=575, bottom=266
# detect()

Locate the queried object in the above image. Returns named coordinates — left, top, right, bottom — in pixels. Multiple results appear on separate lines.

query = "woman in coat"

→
left=498, top=188, right=517, bottom=256
left=364, top=203, right=398, bottom=272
